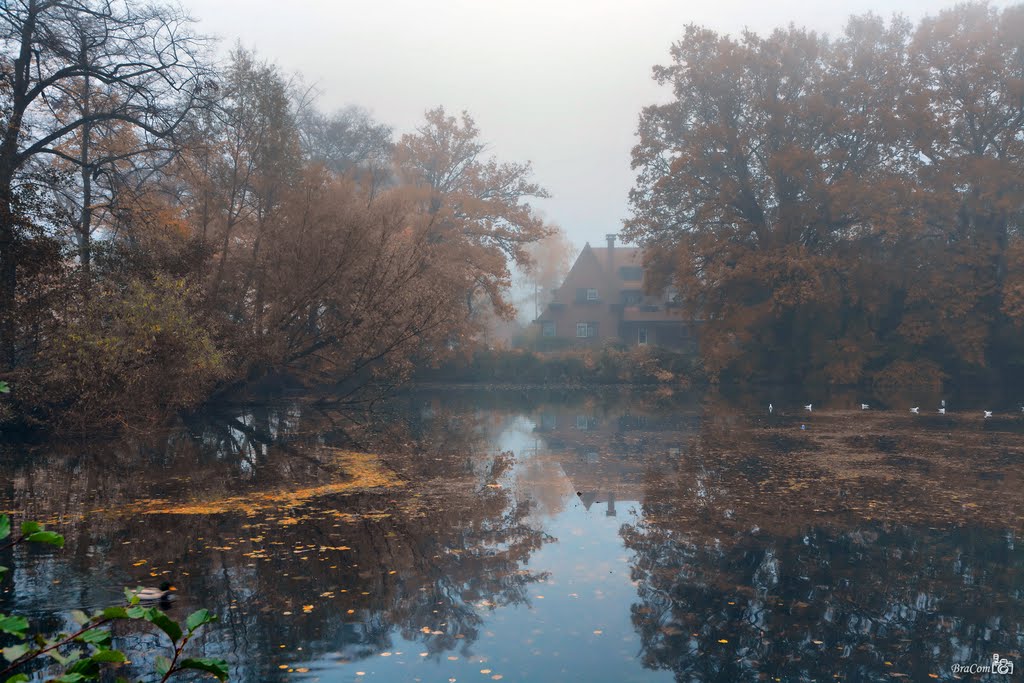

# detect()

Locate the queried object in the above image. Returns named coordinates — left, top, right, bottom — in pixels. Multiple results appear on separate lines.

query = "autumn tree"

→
left=0, top=0, right=208, bottom=368
left=519, top=223, right=577, bottom=320
left=395, top=107, right=551, bottom=324
left=626, top=3, right=1024, bottom=385
left=299, top=104, right=393, bottom=193
left=898, top=3, right=1024, bottom=376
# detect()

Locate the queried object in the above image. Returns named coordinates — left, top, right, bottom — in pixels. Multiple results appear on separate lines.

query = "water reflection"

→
left=1, top=388, right=1022, bottom=682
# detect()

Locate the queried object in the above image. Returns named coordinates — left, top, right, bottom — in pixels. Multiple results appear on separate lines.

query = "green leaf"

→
left=186, top=608, right=216, bottom=632
left=144, top=608, right=182, bottom=643
left=1, top=643, right=30, bottom=663
left=91, top=649, right=127, bottom=663
left=78, top=628, right=111, bottom=647
left=0, top=565, right=7, bottom=581
left=178, top=658, right=230, bottom=681
left=19, top=521, right=41, bottom=536
left=65, top=657, right=99, bottom=676
left=53, top=675, right=88, bottom=683
left=154, top=654, right=172, bottom=677
left=0, top=615, right=29, bottom=637
left=101, top=607, right=128, bottom=620
left=0, top=380, right=9, bottom=393
left=125, top=606, right=145, bottom=619
left=0, top=515, right=9, bottom=540
left=70, top=609, right=90, bottom=626
left=25, top=531, right=64, bottom=548
left=5, top=674, right=30, bottom=683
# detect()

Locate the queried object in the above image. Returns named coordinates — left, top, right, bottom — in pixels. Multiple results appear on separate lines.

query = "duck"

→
left=133, top=581, right=175, bottom=602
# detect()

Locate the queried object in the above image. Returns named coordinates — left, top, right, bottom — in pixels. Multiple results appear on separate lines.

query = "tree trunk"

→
left=0, top=182, right=16, bottom=370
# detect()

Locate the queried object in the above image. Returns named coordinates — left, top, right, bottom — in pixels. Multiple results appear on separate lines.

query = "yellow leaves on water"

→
left=718, top=639, right=729, bottom=644
left=302, top=605, right=314, bottom=613
left=127, top=450, right=403, bottom=517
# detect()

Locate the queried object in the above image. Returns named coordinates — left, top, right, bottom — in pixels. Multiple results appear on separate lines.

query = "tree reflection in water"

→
left=0, top=396, right=553, bottom=681
left=621, top=402, right=1024, bottom=682
left=3, top=389, right=1024, bottom=682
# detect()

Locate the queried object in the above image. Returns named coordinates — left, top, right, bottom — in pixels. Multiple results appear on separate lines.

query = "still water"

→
left=1, top=388, right=1022, bottom=682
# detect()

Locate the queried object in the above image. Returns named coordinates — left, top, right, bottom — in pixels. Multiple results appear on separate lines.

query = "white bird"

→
left=938, top=407, right=946, bottom=415
left=768, top=403, right=773, bottom=414
left=984, top=411, right=993, bottom=418
left=941, top=399, right=946, bottom=408
left=804, top=404, right=812, bottom=412
left=910, top=407, right=920, bottom=414
left=861, top=404, right=869, bottom=410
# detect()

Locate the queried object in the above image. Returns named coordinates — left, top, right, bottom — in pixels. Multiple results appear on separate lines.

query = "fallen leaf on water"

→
left=593, top=630, right=603, bottom=635
left=480, top=669, right=491, bottom=674
left=295, top=668, right=309, bottom=673
left=718, top=639, right=729, bottom=644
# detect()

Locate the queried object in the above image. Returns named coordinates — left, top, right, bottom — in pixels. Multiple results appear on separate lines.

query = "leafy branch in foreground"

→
left=0, top=514, right=228, bottom=682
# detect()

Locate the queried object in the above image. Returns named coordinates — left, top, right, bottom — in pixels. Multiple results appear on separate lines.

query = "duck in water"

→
left=133, top=581, right=175, bottom=604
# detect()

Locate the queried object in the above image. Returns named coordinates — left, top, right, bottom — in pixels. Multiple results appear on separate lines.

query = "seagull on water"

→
left=938, top=407, right=946, bottom=415
left=768, top=403, right=773, bottom=414
left=804, top=404, right=813, bottom=412
left=941, top=399, right=946, bottom=408
left=861, top=404, right=869, bottom=410
left=910, top=407, right=920, bottom=414
left=984, top=411, right=993, bottom=418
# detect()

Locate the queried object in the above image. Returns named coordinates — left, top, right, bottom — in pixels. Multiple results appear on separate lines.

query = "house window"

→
left=622, top=291, right=642, bottom=306
left=542, top=321, right=556, bottom=337
left=586, top=288, right=599, bottom=301
left=638, top=327, right=648, bottom=345
left=576, top=322, right=597, bottom=338
left=620, top=266, right=643, bottom=281
left=576, top=415, right=590, bottom=430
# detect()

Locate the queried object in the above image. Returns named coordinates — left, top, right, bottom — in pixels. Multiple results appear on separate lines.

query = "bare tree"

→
left=0, top=0, right=209, bottom=368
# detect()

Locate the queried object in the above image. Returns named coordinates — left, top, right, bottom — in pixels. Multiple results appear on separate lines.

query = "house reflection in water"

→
left=531, top=400, right=700, bottom=514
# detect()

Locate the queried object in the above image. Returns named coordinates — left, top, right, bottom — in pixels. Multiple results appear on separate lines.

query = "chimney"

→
left=605, top=233, right=616, bottom=269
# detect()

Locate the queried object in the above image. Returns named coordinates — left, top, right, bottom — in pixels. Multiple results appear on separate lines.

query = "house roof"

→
left=586, top=246, right=643, bottom=291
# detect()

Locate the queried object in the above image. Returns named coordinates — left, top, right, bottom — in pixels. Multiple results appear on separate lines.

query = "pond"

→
left=1, top=388, right=1022, bottom=682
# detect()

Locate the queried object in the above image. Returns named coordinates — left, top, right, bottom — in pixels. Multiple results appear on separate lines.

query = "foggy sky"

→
left=181, top=0, right=1008, bottom=251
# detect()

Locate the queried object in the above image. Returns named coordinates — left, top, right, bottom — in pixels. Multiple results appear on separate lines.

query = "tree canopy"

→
left=625, top=2, right=1024, bottom=385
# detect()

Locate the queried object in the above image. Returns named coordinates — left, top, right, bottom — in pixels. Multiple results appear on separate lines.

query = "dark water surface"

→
left=1, top=388, right=1022, bottom=682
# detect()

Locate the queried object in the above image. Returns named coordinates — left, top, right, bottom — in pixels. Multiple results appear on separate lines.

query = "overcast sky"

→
left=181, top=0, right=1005, bottom=251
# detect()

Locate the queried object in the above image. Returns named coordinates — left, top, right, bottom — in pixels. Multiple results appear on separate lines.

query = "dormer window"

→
left=620, top=266, right=643, bottom=281
left=586, top=288, right=599, bottom=301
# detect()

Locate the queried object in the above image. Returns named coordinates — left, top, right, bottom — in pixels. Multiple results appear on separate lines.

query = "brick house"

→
left=534, top=235, right=697, bottom=349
